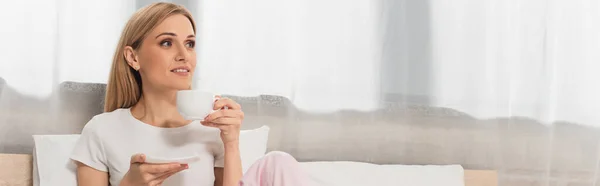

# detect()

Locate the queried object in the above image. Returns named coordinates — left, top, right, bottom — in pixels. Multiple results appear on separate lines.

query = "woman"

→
left=70, top=2, right=309, bottom=186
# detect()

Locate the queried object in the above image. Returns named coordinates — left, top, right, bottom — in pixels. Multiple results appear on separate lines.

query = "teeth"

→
left=173, top=69, right=188, bottom=72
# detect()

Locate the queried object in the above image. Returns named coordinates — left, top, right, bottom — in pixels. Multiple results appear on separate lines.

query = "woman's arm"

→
left=214, top=141, right=243, bottom=186
left=206, top=97, right=244, bottom=186
left=75, top=162, right=109, bottom=186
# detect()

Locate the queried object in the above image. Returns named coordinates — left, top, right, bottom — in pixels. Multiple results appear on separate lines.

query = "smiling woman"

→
left=104, top=5, right=197, bottom=112
left=69, top=2, right=309, bottom=186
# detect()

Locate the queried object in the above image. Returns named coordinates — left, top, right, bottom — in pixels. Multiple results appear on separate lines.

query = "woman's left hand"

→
left=200, top=96, right=244, bottom=144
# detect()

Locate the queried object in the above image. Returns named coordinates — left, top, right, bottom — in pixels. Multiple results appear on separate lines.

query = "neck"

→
left=131, top=86, right=188, bottom=128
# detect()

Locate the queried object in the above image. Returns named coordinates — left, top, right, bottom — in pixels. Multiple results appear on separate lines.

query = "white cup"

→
left=176, top=90, right=217, bottom=120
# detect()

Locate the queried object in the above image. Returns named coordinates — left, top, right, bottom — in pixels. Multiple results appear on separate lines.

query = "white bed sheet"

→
left=300, top=161, right=465, bottom=186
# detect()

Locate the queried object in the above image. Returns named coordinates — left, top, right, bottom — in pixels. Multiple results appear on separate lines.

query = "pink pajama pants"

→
left=239, top=151, right=311, bottom=186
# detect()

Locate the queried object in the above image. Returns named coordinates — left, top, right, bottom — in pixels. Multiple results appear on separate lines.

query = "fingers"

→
left=210, top=118, right=242, bottom=125
left=147, top=164, right=188, bottom=186
left=214, top=98, right=241, bottom=110
left=204, top=110, right=244, bottom=122
left=154, top=164, right=188, bottom=177
left=149, top=170, right=182, bottom=186
left=201, top=121, right=214, bottom=128
left=158, top=165, right=187, bottom=177
left=143, top=163, right=184, bottom=174
left=130, top=153, right=145, bottom=164
left=200, top=121, right=231, bottom=131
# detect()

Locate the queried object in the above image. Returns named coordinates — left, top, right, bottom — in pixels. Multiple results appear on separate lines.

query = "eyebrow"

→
left=155, top=32, right=195, bottom=39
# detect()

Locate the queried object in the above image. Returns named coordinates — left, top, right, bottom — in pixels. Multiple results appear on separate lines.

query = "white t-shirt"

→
left=70, top=108, right=225, bottom=186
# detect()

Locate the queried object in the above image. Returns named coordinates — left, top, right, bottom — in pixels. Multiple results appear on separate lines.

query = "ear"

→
left=123, top=46, right=140, bottom=71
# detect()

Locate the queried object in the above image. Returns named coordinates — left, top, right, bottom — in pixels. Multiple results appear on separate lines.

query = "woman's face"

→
left=127, top=14, right=196, bottom=92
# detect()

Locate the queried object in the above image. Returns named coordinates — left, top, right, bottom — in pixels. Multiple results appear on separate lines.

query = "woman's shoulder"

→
left=93, top=108, right=129, bottom=121
left=81, top=108, right=130, bottom=133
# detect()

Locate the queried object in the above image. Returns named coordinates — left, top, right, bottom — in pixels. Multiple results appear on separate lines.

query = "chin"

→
left=166, top=84, right=191, bottom=91
left=176, top=86, right=192, bottom=91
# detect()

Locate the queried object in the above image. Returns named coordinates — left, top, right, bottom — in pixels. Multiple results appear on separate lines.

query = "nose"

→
left=174, top=45, right=191, bottom=62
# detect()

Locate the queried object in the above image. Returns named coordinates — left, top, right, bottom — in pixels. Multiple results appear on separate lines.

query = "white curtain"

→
left=1, top=0, right=600, bottom=185
left=197, top=0, right=600, bottom=125
left=0, top=0, right=136, bottom=97
left=3, top=0, right=597, bottom=124
left=427, top=0, right=600, bottom=126
left=195, top=0, right=383, bottom=112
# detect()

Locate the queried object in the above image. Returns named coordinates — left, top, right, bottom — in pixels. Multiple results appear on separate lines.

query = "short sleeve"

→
left=213, top=139, right=225, bottom=168
left=70, top=117, right=109, bottom=172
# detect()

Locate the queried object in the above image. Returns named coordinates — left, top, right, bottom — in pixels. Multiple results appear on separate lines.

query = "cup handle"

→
left=211, top=95, right=228, bottom=113
left=204, top=95, right=226, bottom=121
left=214, top=95, right=230, bottom=110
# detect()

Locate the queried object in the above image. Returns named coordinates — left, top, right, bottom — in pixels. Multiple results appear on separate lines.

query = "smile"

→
left=171, top=69, right=189, bottom=73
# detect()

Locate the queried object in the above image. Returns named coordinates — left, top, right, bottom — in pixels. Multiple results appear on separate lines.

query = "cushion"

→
left=239, top=125, right=270, bottom=173
left=32, top=134, right=80, bottom=186
left=32, top=126, right=270, bottom=186
left=300, top=161, right=465, bottom=186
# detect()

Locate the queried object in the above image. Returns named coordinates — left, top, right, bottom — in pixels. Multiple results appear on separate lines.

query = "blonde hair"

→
left=104, top=2, right=196, bottom=112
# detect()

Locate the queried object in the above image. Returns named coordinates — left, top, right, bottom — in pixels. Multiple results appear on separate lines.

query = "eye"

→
left=185, top=41, right=195, bottom=48
left=160, top=40, right=172, bottom=47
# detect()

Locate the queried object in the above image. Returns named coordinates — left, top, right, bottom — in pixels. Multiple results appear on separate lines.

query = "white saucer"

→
left=145, top=154, right=201, bottom=164
left=183, top=116, right=207, bottom=121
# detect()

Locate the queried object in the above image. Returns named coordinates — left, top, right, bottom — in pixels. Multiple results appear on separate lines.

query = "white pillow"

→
left=32, top=125, right=270, bottom=186
left=239, top=125, right=270, bottom=173
left=32, top=134, right=80, bottom=186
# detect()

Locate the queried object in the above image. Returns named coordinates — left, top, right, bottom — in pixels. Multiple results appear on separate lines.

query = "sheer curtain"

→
left=1, top=0, right=600, bottom=185
left=0, top=0, right=135, bottom=98
left=195, top=0, right=382, bottom=112
left=426, top=0, right=600, bottom=126
left=197, top=0, right=600, bottom=125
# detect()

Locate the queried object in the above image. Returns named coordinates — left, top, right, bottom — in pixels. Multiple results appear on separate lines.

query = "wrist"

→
left=119, top=172, right=136, bottom=186
left=119, top=174, right=132, bottom=186
left=224, top=140, right=239, bottom=149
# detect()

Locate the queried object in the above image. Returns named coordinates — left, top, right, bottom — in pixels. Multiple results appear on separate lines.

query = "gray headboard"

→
left=1, top=81, right=599, bottom=185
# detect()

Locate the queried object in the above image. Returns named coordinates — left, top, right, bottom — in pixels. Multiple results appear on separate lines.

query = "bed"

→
left=0, top=153, right=497, bottom=186
left=1, top=82, right=501, bottom=185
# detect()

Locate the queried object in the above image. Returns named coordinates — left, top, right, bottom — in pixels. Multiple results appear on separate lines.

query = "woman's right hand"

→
left=120, top=153, right=188, bottom=186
